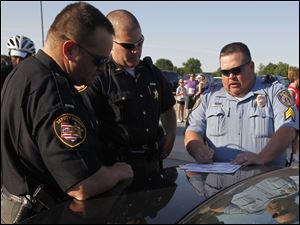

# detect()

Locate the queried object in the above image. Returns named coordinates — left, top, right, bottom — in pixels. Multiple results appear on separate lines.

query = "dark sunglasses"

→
left=221, top=60, right=251, bottom=77
left=113, top=35, right=144, bottom=50
left=75, top=43, right=109, bottom=67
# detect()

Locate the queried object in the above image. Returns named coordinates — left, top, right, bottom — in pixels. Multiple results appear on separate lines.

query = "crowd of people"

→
left=1, top=1, right=299, bottom=223
left=175, top=73, right=208, bottom=123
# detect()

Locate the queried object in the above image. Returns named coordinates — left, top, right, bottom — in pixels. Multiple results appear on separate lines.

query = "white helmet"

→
left=7, top=35, right=36, bottom=57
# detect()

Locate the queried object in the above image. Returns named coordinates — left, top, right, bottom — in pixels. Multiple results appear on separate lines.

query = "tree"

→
left=212, top=67, right=221, bottom=77
left=174, top=66, right=185, bottom=76
left=155, top=58, right=174, bottom=71
left=182, top=58, right=202, bottom=74
left=257, top=62, right=290, bottom=77
left=275, top=62, right=289, bottom=77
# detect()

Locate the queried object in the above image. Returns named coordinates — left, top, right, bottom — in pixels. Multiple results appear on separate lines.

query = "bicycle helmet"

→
left=7, top=35, right=36, bottom=57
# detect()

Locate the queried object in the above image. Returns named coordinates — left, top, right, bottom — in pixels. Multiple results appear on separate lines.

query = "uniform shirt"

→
left=81, top=58, right=175, bottom=149
left=187, top=77, right=299, bottom=166
left=1, top=50, right=102, bottom=198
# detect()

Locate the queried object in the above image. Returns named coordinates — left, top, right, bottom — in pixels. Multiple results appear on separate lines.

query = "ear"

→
left=62, top=40, right=76, bottom=61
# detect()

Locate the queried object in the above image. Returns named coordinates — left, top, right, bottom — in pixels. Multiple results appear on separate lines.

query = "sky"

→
left=1, top=1, right=299, bottom=72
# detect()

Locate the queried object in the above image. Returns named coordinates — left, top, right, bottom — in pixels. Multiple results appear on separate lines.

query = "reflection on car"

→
left=20, top=165, right=298, bottom=224
left=179, top=166, right=299, bottom=224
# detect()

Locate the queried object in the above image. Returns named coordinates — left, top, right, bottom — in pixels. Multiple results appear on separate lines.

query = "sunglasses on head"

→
left=75, top=43, right=109, bottom=67
left=113, top=35, right=144, bottom=50
left=221, top=60, right=251, bottom=77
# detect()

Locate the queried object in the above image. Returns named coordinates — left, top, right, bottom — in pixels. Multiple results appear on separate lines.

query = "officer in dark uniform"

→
left=80, top=9, right=177, bottom=176
left=1, top=3, right=133, bottom=223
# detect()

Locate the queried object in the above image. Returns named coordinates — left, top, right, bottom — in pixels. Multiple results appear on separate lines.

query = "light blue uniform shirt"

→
left=187, top=77, right=299, bottom=166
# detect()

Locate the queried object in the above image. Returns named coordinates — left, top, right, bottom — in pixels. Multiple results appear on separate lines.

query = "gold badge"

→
left=277, top=90, right=294, bottom=107
left=256, top=94, right=266, bottom=108
left=74, top=85, right=87, bottom=93
left=284, top=107, right=296, bottom=121
left=53, top=113, right=86, bottom=148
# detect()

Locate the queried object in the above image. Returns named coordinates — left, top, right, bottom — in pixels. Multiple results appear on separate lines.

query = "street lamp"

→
left=40, top=1, right=44, bottom=47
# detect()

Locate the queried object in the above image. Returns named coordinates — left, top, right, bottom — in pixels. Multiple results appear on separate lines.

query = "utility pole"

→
left=40, top=1, right=44, bottom=47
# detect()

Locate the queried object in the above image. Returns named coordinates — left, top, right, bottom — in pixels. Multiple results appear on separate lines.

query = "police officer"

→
left=1, top=3, right=133, bottom=223
left=80, top=10, right=176, bottom=176
left=185, top=42, right=299, bottom=166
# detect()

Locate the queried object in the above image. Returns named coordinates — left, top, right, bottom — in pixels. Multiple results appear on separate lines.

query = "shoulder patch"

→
left=53, top=113, right=86, bottom=148
left=277, top=90, right=294, bottom=107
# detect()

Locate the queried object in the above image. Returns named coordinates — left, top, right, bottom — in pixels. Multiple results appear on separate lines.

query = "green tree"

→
left=155, top=58, right=174, bottom=71
left=257, top=64, right=265, bottom=75
left=275, top=62, right=289, bottom=77
left=174, top=66, right=185, bottom=76
left=212, top=67, right=221, bottom=77
left=257, top=62, right=290, bottom=77
left=182, top=58, right=202, bottom=74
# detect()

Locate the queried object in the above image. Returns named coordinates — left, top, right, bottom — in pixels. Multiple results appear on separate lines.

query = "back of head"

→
left=6, top=35, right=36, bottom=58
left=46, top=2, right=114, bottom=46
left=288, top=67, right=299, bottom=83
left=106, top=9, right=141, bottom=37
left=220, top=42, right=252, bottom=62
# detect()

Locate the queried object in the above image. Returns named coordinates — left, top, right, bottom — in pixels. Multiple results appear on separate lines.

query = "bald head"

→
left=107, top=10, right=141, bottom=38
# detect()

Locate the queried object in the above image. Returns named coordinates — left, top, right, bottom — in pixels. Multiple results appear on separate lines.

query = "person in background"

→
left=6, top=35, right=36, bottom=67
left=185, top=42, right=299, bottom=166
left=184, top=73, right=198, bottom=117
left=1, top=55, right=13, bottom=90
left=1, top=3, right=133, bottom=223
left=287, top=67, right=299, bottom=164
left=175, top=79, right=187, bottom=123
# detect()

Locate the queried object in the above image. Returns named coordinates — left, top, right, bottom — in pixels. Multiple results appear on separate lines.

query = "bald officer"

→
left=184, top=42, right=299, bottom=166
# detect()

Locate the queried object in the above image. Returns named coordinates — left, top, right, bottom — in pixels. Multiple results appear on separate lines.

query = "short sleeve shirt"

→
left=187, top=77, right=299, bottom=165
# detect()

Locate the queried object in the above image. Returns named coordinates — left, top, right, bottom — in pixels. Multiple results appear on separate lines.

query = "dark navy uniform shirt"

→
left=1, top=50, right=102, bottom=198
left=80, top=58, right=175, bottom=150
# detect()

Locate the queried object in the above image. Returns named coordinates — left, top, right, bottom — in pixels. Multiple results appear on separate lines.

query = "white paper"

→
left=179, top=162, right=242, bottom=174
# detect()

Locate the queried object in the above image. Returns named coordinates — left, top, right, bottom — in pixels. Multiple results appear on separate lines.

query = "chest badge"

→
left=154, top=90, right=159, bottom=100
left=53, top=113, right=86, bottom=148
left=74, top=85, right=88, bottom=93
left=256, top=94, right=266, bottom=108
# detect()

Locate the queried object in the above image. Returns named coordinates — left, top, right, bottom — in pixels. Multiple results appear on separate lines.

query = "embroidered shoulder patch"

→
left=277, top=90, right=294, bottom=107
left=53, top=113, right=86, bottom=148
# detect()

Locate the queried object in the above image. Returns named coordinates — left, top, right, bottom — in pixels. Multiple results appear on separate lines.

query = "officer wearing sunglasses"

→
left=185, top=42, right=299, bottom=167
left=80, top=10, right=176, bottom=176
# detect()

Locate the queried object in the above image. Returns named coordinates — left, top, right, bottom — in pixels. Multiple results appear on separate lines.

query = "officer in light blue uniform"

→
left=185, top=42, right=299, bottom=166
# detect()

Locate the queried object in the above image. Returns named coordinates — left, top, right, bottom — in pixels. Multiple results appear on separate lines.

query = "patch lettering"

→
left=53, top=113, right=86, bottom=148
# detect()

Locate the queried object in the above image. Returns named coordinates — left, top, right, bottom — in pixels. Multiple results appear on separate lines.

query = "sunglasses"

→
left=113, top=35, right=144, bottom=50
left=75, top=43, right=109, bottom=67
left=221, top=60, right=251, bottom=77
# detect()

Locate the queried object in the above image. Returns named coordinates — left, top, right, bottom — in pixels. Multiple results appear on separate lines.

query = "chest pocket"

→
left=108, top=92, right=127, bottom=121
left=206, top=107, right=228, bottom=136
left=249, top=107, right=274, bottom=137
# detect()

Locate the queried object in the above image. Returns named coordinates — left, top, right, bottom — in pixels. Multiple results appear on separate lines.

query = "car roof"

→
left=20, top=166, right=288, bottom=224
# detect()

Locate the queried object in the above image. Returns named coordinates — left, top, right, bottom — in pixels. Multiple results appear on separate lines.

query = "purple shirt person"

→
left=185, top=74, right=198, bottom=97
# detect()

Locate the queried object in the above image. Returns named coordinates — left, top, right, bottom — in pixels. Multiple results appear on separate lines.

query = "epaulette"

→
left=142, top=56, right=153, bottom=70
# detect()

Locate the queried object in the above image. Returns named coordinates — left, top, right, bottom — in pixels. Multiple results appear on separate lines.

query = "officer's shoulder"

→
left=142, top=56, right=154, bottom=69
